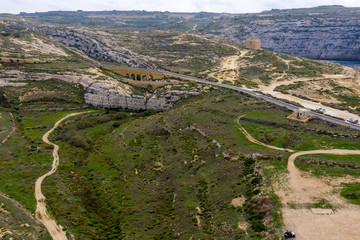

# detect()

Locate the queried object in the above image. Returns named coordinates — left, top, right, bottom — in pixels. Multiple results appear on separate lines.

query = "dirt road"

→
left=283, top=150, right=360, bottom=240
left=237, top=117, right=360, bottom=240
left=257, top=71, right=360, bottom=121
left=35, top=112, right=90, bottom=240
left=208, top=43, right=247, bottom=83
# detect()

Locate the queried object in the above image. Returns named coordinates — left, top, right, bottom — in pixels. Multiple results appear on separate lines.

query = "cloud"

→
left=2, top=0, right=360, bottom=14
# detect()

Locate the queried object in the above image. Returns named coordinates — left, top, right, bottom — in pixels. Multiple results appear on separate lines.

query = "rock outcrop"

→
left=225, top=18, right=360, bottom=60
left=213, top=6, right=360, bottom=60
left=36, top=27, right=155, bottom=68
left=0, top=69, right=200, bottom=111
left=84, top=84, right=200, bottom=110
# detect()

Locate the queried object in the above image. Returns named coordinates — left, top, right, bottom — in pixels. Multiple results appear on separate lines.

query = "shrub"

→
left=112, top=121, right=121, bottom=128
left=251, top=221, right=266, bottom=232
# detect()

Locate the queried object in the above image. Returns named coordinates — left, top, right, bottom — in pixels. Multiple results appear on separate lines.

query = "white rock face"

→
left=0, top=69, right=200, bottom=111
left=222, top=17, right=360, bottom=60
left=37, top=27, right=154, bottom=68
left=84, top=84, right=200, bottom=110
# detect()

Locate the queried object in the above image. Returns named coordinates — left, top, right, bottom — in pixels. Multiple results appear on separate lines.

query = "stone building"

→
left=287, top=108, right=312, bottom=122
left=246, top=37, right=261, bottom=49
left=294, top=108, right=311, bottom=120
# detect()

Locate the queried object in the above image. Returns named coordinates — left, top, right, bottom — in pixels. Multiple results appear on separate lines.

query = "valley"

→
left=1, top=6, right=360, bottom=240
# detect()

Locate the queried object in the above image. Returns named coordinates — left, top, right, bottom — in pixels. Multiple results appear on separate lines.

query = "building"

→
left=245, top=37, right=261, bottom=49
left=287, top=108, right=312, bottom=123
left=294, top=108, right=311, bottom=120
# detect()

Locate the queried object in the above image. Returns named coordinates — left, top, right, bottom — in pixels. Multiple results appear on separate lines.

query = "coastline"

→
left=322, top=59, right=360, bottom=69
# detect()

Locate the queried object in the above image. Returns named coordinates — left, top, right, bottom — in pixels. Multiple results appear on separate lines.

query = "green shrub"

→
left=251, top=221, right=266, bottom=232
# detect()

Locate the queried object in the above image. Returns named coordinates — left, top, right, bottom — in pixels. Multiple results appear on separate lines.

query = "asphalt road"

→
left=88, top=63, right=360, bottom=131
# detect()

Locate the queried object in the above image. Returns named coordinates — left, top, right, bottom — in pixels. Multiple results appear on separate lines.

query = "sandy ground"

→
left=250, top=72, right=360, bottom=121
left=267, top=90, right=360, bottom=121
left=256, top=65, right=360, bottom=121
left=283, top=150, right=360, bottom=240
left=209, top=55, right=239, bottom=83
left=237, top=117, right=360, bottom=240
left=35, top=112, right=91, bottom=240
left=209, top=48, right=249, bottom=83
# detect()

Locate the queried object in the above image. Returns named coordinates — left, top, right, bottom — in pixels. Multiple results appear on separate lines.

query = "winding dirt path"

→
left=237, top=116, right=293, bottom=152
left=208, top=42, right=247, bottom=83
left=237, top=117, right=360, bottom=240
left=35, top=112, right=90, bottom=240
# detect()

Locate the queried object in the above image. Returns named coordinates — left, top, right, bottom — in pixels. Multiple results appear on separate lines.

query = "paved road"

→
left=88, top=63, right=360, bottom=131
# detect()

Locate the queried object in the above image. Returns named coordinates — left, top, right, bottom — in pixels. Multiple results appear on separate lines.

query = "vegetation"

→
left=3, top=82, right=360, bottom=239
left=341, top=183, right=360, bottom=205
left=1, top=10, right=360, bottom=239
left=296, top=154, right=360, bottom=177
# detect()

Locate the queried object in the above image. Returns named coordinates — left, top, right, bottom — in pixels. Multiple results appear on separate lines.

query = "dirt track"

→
left=283, top=150, right=360, bottom=240
left=237, top=117, right=360, bottom=240
left=257, top=71, right=360, bottom=121
left=34, top=112, right=89, bottom=240
left=237, top=116, right=293, bottom=152
left=208, top=45, right=247, bottom=83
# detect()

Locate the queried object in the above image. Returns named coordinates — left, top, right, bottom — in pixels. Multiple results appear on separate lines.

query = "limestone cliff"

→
left=36, top=27, right=156, bottom=68
left=210, top=6, right=360, bottom=60
left=21, top=6, right=360, bottom=61
left=0, top=68, right=201, bottom=111
left=84, top=85, right=200, bottom=111
left=221, top=17, right=360, bottom=60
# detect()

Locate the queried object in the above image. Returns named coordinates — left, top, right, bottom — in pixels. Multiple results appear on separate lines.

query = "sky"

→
left=2, top=0, right=360, bottom=14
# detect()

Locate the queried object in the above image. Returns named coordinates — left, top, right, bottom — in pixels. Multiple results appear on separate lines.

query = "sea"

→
left=324, top=60, right=360, bottom=69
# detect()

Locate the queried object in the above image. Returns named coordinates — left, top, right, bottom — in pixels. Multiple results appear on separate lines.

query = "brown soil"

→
left=231, top=196, right=246, bottom=207
left=208, top=44, right=248, bottom=83
left=238, top=117, right=360, bottom=240
left=282, top=150, right=360, bottom=240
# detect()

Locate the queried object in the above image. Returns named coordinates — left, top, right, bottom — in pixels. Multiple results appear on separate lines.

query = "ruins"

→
left=246, top=37, right=261, bottom=49
left=287, top=108, right=313, bottom=123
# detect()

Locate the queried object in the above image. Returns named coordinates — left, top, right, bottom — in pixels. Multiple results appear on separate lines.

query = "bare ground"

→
left=255, top=63, right=360, bottom=121
left=237, top=117, right=360, bottom=240
left=208, top=44, right=248, bottom=83
left=282, top=150, right=360, bottom=240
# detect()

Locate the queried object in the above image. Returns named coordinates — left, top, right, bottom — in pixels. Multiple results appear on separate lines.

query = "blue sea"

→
left=325, top=60, right=360, bottom=69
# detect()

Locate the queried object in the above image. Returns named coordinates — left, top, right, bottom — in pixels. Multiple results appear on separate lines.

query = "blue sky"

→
left=3, top=0, right=360, bottom=14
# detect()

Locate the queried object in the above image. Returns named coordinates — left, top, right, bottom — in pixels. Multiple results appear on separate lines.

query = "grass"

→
left=296, top=154, right=360, bottom=177
left=2, top=87, right=360, bottom=239
left=239, top=113, right=360, bottom=151
left=0, top=194, right=51, bottom=239
left=0, top=111, right=13, bottom=142
left=2, top=78, right=86, bottom=106
left=307, top=198, right=334, bottom=209
left=32, top=90, right=292, bottom=239
left=0, top=110, right=97, bottom=213
left=340, top=183, right=360, bottom=205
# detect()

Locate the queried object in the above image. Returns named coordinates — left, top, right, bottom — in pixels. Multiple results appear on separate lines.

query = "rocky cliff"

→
left=21, top=6, right=360, bottom=60
left=84, top=82, right=201, bottom=111
left=219, top=17, right=360, bottom=60
left=36, top=27, right=156, bottom=68
left=208, top=6, right=360, bottom=60
left=0, top=68, right=201, bottom=111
